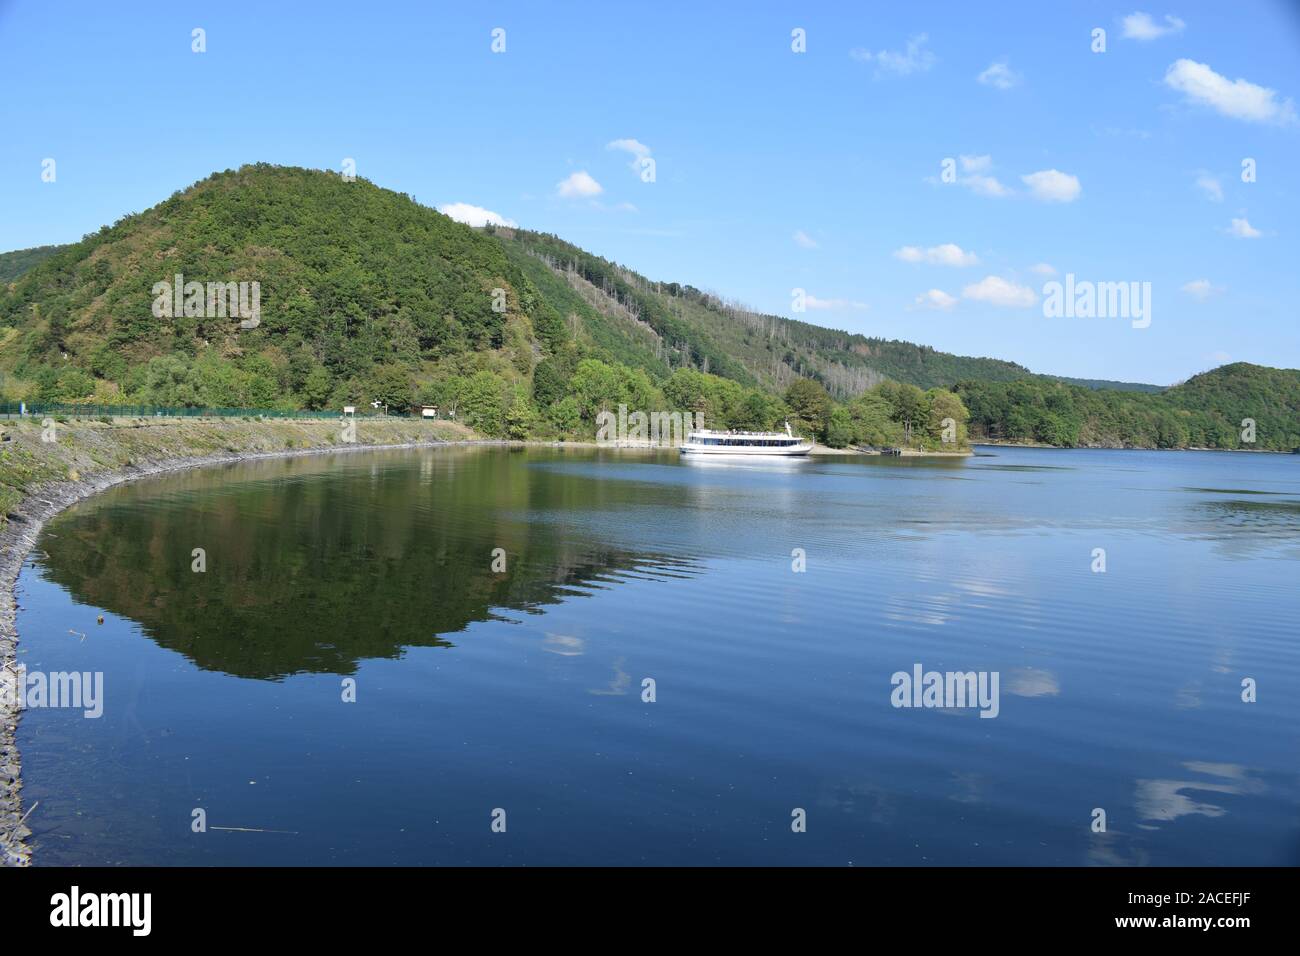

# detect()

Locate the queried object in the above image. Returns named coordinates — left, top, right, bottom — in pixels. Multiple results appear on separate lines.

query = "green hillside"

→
left=492, top=227, right=1054, bottom=395
left=0, top=164, right=572, bottom=410
left=0, top=164, right=1293, bottom=451
left=957, top=363, right=1300, bottom=451
left=0, top=165, right=1154, bottom=403
left=0, top=164, right=1021, bottom=447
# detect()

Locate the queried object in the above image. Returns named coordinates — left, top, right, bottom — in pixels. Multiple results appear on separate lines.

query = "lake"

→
left=13, top=445, right=1300, bottom=865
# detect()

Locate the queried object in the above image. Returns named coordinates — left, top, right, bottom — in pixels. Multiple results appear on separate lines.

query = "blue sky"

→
left=1, top=0, right=1297, bottom=385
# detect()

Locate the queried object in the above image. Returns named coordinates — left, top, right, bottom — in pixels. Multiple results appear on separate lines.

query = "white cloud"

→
left=977, top=61, right=1021, bottom=90
left=951, top=155, right=1011, bottom=197
left=944, top=155, right=1079, bottom=201
left=792, top=229, right=819, bottom=249
left=1182, top=279, right=1224, bottom=299
left=894, top=243, right=979, bottom=267
left=607, top=138, right=650, bottom=160
left=607, top=138, right=652, bottom=174
left=1227, top=217, right=1261, bottom=238
left=1195, top=173, right=1223, bottom=202
left=1164, top=59, right=1297, bottom=125
left=962, top=276, right=1037, bottom=308
left=913, top=289, right=957, bottom=311
left=1030, top=263, right=1057, bottom=276
left=1121, top=12, right=1186, bottom=41
left=928, top=243, right=979, bottom=267
left=850, top=34, right=935, bottom=77
left=556, top=170, right=603, bottom=198
left=437, top=202, right=518, bottom=228
left=806, top=294, right=869, bottom=311
left=1021, top=169, right=1082, bottom=203
left=964, top=174, right=1012, bottom=197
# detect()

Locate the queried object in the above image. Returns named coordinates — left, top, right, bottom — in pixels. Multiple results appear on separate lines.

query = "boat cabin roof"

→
left=689, top=429, right=795, bottom=437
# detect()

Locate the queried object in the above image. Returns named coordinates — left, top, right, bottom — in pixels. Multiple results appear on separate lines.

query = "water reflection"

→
left=37, top=448, right=698, bottom=680
left=588, top=658, right=632, bottom=696
left=1006, top=668, right=1060, bottom=697
left=680, top=454, right=812, bottom=474
left=1087, top=832, right=1152, bottom=867
left=1135, top=762, right=1265, bottom=825
left=543, top=634, right=585, bottom=657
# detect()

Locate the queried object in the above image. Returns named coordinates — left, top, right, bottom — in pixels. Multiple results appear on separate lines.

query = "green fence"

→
left=0, top=403, right=426, bottom=420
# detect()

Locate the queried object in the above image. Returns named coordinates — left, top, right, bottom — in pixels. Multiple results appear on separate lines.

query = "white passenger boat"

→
left=679, top=421, right=813, bottom=457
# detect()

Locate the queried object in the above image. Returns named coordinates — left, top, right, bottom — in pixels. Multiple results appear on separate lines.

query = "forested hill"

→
left=490, top=226, right=1108, bottom=394
left=0, top=165, right=572, bottom=409
left=0, top=164, right=1153, bottom=403
left=0, top=228, right=1187, bottom=397
left=0, top=164, right=1293, bottom=451
left=957, top=363, right=1300, bottom=451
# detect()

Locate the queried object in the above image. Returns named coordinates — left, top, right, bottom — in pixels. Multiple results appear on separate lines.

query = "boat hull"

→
left=679, top=442, right=813, bottom=457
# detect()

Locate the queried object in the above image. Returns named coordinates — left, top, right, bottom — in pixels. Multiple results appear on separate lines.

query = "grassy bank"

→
left=0, top=416, right=475, bottom=525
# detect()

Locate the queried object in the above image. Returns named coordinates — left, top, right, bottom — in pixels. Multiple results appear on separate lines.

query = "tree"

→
left=367, top=364, right=413, bottom=412
left=505, top=391, right=538, bottom=439
left=459, top=370, right=507, bottom=435
left=732, top=389, right=781, bottom=431
left=847, top=390, right=903, bottom=447
left=924, top=388, right=970, bottom=447
left=825, top=407, right=854, bottom=448
left=568, top=359, right=624, bottom=421
left=532, top=357, right=568, bottom=408
left=302, top=366, right=334, bottom=409
left=547, top=395, right=581, bottom=434
left=784, top=378, right=833, bottom=440
left=664, top=367, right=710, bottom=414
left=877, top=381, right=928, bottom=445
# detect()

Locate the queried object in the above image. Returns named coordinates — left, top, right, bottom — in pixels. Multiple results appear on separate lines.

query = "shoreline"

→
left=973, top=440, right=1295, bottom=454
left=809, top=443, right=972, bottom=457
left=0, top=422, right=501, bottom=867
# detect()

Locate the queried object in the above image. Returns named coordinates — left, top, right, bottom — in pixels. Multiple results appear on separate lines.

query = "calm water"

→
left=14, top=445, right=1300, bottom=866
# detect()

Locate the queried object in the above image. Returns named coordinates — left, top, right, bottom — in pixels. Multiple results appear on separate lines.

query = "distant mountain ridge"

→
left=1048, top=375, right=1164, bottom=393
left=957, top=362, right=1300, bottom=451
left=0, top=244, right=65, bottom=284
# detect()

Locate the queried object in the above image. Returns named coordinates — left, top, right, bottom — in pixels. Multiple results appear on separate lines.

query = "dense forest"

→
left=499, top=227, right=1055, bottom=394
left=957, top=364, right=1300, bottom=451
left=0, top=165, right=1295, bottom=451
